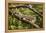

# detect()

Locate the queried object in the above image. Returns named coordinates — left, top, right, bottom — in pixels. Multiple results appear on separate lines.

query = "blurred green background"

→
left=8, top=3, right=44, bottom=30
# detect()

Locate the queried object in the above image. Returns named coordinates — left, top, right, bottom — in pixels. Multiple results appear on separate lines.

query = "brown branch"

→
left=11, top=11, right=40, bottom=28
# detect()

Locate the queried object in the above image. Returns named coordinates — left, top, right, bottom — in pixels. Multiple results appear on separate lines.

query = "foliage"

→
left=8, top=3, right=43, bottom=30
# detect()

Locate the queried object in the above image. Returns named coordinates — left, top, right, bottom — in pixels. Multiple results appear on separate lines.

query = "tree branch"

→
left=9, top=10, right=40, bottom=28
